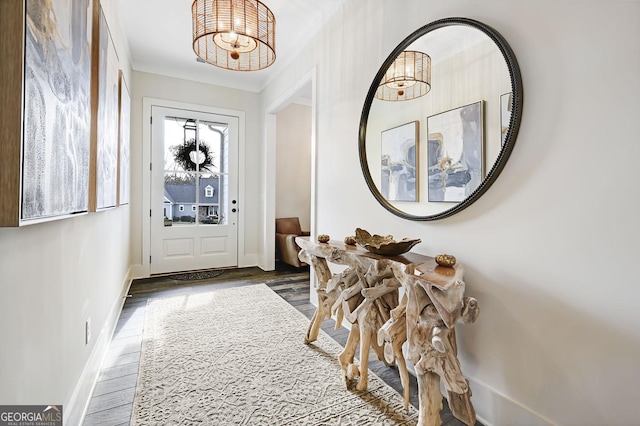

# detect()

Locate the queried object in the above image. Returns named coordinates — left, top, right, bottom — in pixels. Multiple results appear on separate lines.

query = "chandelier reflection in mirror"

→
left=375, top=51, right=431, bottom=101
left=192, top=0, right=276, bottom=71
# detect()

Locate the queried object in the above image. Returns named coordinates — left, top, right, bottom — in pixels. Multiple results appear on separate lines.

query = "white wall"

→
left=0, top=1, right=132, bottom=424
left=129, top=71, right=262, bottom=275
left=276, top=103, right=312, bottom=231
left=261, top=1, right=640, bottom=425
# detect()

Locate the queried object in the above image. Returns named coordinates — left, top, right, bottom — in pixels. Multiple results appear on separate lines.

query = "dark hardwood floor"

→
left=82, top=263, right=478, bottom=426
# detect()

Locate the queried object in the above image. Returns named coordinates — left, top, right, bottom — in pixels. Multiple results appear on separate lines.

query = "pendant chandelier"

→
left=192, top=0, right=276, bottom=71
left=376, top=51, right=431, bottom=101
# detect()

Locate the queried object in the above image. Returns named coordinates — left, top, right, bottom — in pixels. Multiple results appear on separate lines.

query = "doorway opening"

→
left=275, top=84, right=313, bottom=248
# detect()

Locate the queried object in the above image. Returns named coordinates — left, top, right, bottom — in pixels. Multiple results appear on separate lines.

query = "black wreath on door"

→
left=171, top=138, right=215, bottom=172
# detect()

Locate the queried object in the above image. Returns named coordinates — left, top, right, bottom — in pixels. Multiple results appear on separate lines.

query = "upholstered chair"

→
left=275, top=217, right=310, bottom=267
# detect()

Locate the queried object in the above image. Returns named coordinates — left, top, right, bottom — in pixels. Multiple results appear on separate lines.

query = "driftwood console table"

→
left=296, top=237, right=479, bottom=426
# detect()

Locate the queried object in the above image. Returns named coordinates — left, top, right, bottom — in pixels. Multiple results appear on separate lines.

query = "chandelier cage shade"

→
left=192, top=0, right=276, bottom=71
left=375, top=51, right=431, bottom=101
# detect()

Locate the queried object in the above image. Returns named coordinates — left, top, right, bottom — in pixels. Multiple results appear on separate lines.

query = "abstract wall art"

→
left=20, top=0, right=93, bottom=222
left=380, top=121, right=419, bottom=202
left=96, top=7, right=120, bottom=210
left=427, top=101, right=484, bottom=202
left=118, top=71, right=131, bottom=206
left=500, top=92, right=513, bottom=146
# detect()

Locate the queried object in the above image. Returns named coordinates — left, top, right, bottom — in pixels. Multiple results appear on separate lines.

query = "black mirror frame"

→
left=358, top=17, right=523, bottom=221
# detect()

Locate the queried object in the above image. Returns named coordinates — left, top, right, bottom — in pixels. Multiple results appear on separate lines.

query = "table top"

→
left=295, top=236, right=463, bottom=290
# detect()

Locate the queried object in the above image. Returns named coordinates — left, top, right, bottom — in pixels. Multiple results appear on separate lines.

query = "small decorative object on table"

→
left=435, top=253, right=457, bottom=267
left=317, top=234, right=330, bottom=243
left=344, top=236, right=356, bottom=245
left=354, top=228, right=421, bottom=256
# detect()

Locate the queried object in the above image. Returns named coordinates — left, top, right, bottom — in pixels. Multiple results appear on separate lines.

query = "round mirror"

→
left=359, top=17, right=523, bottom=220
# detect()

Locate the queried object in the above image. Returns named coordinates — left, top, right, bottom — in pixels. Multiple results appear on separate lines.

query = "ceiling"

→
left=114, top=0, right=344, bottom=93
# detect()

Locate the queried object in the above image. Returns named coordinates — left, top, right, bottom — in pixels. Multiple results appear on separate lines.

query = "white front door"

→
left=150, top=106, right=238, bottom=274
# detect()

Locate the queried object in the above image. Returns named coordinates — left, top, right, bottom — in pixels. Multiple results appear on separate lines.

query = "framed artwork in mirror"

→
left=500, top=92, right=512, bottom=145
left=381, top=121, right=419, bottom=202
left=427, top=101, right=484, bottom=202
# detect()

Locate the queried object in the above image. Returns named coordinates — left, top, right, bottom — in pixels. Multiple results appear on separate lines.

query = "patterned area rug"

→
left=131, top=284, right=418, bottom=425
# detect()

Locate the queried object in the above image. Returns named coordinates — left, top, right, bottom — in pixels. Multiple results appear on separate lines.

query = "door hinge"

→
left=150, top=209, right=152, bottom=217
left=150, top=116, right=152, bottom=125
left=149, top=256, right=152, bottom=263
left=150, top=163, right=152, bottom=171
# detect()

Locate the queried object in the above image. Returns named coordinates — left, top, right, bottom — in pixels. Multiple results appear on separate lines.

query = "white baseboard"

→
left=130, top=263, right=149, bottom=280
left=461, top=376, right=555, bottom=426
left=239, top=253, right=258, bottom=269
left=66, top=269, right=133, bottom=426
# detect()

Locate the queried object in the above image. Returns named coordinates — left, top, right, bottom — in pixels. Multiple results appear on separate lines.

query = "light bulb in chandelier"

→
left=213, top=31, right=258, bottom=60
left=385, top=79, right=417, bottom=90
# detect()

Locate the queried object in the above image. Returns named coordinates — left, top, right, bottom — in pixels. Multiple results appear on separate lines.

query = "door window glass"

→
left=162, top=117, right=228, bottom=226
